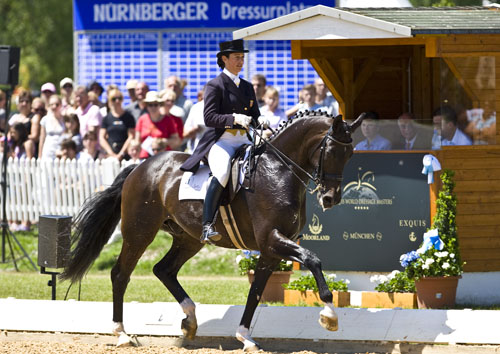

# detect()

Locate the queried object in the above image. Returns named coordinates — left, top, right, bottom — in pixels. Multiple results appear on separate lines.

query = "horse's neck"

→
left=270, top=117, right=328, bottom=171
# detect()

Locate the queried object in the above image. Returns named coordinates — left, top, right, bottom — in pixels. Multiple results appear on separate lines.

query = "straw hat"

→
left=143, top=91, right=164, bottom=103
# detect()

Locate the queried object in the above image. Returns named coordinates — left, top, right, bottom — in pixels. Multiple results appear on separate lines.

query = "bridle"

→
left=252, top=122, right=352, bottom=194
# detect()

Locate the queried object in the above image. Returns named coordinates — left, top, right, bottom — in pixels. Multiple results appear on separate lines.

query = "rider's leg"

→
left=202, top=132, right=250, bottom=244
left=201, top=176, right=224, bottom=243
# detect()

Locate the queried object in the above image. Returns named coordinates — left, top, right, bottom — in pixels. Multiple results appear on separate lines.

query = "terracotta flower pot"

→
left=284, top=289, right=350, bottom=307
left=415, top=276, right=461, bottom=309
left=247, top=270, right=292, bottom=303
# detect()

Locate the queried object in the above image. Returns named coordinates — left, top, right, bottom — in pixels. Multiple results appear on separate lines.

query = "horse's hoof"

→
left=181, top=317, right=198, bottom=339
left=116, top=333, right=134, bottom=347
left=243, top=341, right=261, bottom=352
left=319, top=313, right=338, bottom=331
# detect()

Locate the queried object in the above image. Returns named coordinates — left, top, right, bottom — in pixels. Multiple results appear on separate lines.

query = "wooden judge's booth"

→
left=235, top=6, right=500, bottom=274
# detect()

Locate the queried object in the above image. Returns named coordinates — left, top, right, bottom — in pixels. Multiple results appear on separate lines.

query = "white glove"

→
left=233, top=113, right=252, bottom=130
left=258, top=116, right=270, bottom=129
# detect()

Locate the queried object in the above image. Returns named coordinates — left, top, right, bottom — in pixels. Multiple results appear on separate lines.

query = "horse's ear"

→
left=332, top=114, right=343, bottom=127
left=349, top=112, right=366, bottom=132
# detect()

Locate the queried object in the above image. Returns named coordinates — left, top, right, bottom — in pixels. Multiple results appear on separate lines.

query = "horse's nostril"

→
left=323, top=196, right=333, bottom=205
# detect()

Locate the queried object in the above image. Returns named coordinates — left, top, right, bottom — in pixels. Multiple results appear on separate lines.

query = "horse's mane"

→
left=267, top=110, right=334, bottom=142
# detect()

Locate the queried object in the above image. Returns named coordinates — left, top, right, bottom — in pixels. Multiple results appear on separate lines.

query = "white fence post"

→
left=0, top=158, right=128, bottom=224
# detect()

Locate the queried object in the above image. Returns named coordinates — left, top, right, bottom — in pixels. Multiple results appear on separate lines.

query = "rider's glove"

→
left=233, top=113, right=252, bottom=130
left=258, top=116, right=270, bottom=129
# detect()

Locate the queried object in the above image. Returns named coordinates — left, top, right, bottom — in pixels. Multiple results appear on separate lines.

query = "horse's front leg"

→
left=237, top=256, right=279, bottom=351
left=264, top=229, right=338, bottom=331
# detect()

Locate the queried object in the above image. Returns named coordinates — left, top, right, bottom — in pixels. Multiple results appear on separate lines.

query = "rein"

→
left=252, top=122, right=352, bottom=194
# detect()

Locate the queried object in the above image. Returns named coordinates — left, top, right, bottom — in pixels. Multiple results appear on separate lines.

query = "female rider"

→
left=181, top=39, right=266, bottom=243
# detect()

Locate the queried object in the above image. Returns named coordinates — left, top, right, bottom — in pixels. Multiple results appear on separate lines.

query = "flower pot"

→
left=361, top=291, right=417, bottom=309
left=247, top=270, right=292, bottom=303
left=284, top=289, right=350, bottom=307
left=415, top=276, right=461, bottom=309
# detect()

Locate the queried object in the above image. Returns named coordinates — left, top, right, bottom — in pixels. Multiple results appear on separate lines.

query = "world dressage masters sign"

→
left=300, top=152, right=431, bottom=272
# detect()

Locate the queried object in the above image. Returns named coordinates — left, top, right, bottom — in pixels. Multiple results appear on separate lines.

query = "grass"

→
left=0, top=226, right=256, bottom=304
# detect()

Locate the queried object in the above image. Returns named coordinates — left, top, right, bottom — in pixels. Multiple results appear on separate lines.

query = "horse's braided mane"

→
left=268, top=109, right=334, bottom=142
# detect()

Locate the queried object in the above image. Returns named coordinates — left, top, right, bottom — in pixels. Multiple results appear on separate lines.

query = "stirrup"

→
left=200, top=224, right=222, bottom=244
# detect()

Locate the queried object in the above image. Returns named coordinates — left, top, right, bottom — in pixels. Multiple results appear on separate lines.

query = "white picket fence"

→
left=1, top=157, right=137, bottom=223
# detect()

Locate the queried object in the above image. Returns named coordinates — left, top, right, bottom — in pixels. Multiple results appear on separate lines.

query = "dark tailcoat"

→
left=180, top=73, right=260, bottom=172
left=393, top=129, right=433, bottom=150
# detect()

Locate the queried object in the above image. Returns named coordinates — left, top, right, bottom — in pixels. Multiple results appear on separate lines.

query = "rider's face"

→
left=223, top=53, right=245, bottom=76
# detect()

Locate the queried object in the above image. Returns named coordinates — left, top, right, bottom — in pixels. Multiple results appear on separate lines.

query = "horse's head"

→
left=313, top=113, right=365, bottom=210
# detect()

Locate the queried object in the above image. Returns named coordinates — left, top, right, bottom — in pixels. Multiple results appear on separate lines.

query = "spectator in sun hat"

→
left=40, top=82, right=56, bottom=106
left=87, top=80, right=105, bottom=108
left=126, top=79, right=138, bottom=103
left=135, top=90, right=181, bottom=159
left=59, top=77, right=74, bottom=115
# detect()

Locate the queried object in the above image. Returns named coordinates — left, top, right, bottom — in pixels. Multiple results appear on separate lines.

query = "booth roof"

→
left=233, top=5, right=500, bottom=41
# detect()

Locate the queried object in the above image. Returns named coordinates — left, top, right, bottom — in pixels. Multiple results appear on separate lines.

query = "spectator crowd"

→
left=0, top=73, right=493, bottom=162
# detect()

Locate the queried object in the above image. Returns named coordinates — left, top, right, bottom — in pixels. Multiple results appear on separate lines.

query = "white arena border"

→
left=1, top=298, right=500, bottom=346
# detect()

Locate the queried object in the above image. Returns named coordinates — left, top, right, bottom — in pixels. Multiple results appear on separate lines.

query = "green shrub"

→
left=284, top=272, right=349, bottom=292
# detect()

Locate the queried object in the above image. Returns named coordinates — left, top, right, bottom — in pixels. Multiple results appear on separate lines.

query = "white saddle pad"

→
left=178, top=146, right=252, bottom=201
left=179, top=165, right=211, bottom=200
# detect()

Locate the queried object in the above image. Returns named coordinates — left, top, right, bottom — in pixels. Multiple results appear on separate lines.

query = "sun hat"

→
left=143, top=91, right=164, bottom=103
left=60, top=77, right=74, bottom=88
left=41, top=82, right=56, bottom=93
left=126, top=79, right=138, bottom=90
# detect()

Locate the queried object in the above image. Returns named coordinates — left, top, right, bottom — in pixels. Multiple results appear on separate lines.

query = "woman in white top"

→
left=259, top=86, right=287, bottom=138
left=39, top=95, right=66, bottom=159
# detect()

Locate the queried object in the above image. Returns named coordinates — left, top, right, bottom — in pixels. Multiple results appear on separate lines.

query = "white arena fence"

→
left=0, top=157, right=138, bottom=223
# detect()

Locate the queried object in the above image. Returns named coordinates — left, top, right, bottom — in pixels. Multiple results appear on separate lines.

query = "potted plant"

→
left=283, top=272, right=350, bottom=307
left=236, top=250, right=293, bottom=303
left=399, top=169, right=464, bottom=309
left=365, top=270, right=417, bottom=309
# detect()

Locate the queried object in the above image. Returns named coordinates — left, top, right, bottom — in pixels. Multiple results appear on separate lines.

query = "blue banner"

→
left=73, top=0, right=335, bottom=31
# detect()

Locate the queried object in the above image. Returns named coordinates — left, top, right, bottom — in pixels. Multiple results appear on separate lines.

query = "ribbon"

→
left=417, top=229, right=444, bottom=254
left=422, top=154, right=441, bottom=184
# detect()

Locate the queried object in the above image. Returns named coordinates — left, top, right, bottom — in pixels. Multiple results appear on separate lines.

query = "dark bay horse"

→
left=61, top=112, right=364, bottom=350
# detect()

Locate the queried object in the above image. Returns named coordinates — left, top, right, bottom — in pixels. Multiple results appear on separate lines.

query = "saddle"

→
left=178, top=143, right=263, bottom=203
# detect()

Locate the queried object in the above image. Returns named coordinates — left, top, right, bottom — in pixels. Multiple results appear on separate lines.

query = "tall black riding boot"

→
left=201, top=177, right=224, bottom=244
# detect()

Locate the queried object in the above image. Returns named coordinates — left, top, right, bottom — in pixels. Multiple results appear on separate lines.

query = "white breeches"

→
left=208, top=130, right=250, bottom=187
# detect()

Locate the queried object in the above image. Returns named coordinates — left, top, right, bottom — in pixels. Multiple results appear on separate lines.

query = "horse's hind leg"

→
left=152, top=235, right=204, bottom=339
left=111, top=214, right=162, bottom=346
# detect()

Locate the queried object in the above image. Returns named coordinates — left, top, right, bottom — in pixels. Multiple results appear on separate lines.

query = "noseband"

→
left=254, top=123, right=352, bottom=194
left=312, top=125, right=352, bottom=188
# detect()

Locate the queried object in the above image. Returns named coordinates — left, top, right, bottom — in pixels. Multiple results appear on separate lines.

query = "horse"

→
left=61, top=111, right=364, bottom=350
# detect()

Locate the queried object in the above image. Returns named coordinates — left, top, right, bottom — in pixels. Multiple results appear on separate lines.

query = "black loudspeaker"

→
left=0, top=46, right=20, bottom=86
left=38, top=215, right=72, bottom=269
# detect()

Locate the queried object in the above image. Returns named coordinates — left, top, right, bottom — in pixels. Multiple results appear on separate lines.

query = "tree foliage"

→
left=0, top=0, right=73, bottom=90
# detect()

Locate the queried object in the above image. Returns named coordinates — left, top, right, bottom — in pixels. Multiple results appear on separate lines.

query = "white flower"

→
left=425, top=258, right=435, bottom=266
left=442, top=262, right=450, bottom=269
left=370, top=274, right=388, bottom=283
left=388, top=270, right=400, bottom=279
left=344, top=279, right=350, bottom=284
left=286, top=261, right=293, bottom=267
left=435, top=251, right=449, bottom=258
left=450, top=253, right=455, bottom=259
left=422, top=264, right=429, bottom=270
left=236, top=255, right=243, bottom=264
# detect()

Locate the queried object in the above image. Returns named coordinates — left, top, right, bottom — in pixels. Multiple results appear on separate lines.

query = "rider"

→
left=180, top=39, right=265, bottom=244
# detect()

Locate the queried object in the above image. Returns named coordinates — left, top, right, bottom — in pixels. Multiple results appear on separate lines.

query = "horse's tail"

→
left=60, top=164, right=137, bottom=283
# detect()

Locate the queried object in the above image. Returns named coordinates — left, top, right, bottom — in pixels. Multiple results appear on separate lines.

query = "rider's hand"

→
left=258, top=116, right=270, bottom=129
left=233, top=113, right=252, bottom=130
